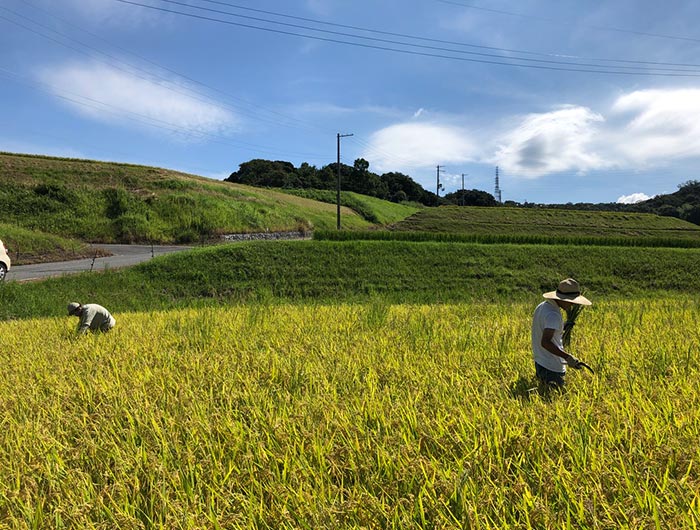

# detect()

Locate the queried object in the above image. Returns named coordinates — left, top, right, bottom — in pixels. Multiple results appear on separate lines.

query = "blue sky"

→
left=3, top=0, right=700, bottom=203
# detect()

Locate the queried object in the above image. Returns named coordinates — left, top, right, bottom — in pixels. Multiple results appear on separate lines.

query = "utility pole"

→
left=436, top=165, right=444, bottom=197
left=337, top=132, right=353, bottom=229
left=461, top=173, right=467, bottom=206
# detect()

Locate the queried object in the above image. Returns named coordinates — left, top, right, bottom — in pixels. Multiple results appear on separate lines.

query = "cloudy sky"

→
left=3, top=0, right=700, bottom=203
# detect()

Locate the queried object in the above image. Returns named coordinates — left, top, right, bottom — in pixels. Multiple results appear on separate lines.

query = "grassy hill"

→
left=0, top=153, right=413, bottom=249
left=278, top=188, right=419, bottom=224
left=391, top=206, right=700, bottom=237
left=0, top=223, right=101, bottom=265
left=2, top=239, right=700, bottom=320
left=629, top=179, right=700, bottom=224
left=309, top=205, right=700, bottom=248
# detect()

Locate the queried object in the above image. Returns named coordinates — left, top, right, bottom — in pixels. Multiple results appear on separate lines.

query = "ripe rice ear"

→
left=562, top=299, right=585, bottom=349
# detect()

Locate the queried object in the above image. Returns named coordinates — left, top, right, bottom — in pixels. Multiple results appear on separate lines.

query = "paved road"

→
left=6, top=244, right=195, bottom=282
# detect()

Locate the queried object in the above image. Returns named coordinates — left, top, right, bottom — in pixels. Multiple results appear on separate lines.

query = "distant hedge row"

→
left=313, top=230, right=700, bottom=248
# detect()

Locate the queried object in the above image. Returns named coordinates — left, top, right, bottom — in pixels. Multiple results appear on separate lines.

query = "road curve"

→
left=6, top=244, right=195, bottom=282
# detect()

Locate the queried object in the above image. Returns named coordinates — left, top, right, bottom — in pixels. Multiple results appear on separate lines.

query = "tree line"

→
left=227, top=159, right=700, bottom=224
left=226, top=158, right=499, bottom=207
left=524, top=180, right=700, bottom=225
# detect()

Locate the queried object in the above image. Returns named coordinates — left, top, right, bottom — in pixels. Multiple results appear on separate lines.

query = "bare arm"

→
left=541, top=328, right=569, bottom=360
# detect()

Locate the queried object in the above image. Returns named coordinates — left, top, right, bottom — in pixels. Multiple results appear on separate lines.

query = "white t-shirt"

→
left=531, top=300, right=566, bottom=373
left=78, top=303, right=116, bottom=334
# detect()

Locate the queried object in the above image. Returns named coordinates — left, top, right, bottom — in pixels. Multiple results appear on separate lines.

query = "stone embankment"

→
left=220, top=231, right=311, bottom=242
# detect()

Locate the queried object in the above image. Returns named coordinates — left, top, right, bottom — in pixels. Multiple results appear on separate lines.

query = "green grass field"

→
left=391, top=206, right=700, bottom=241
left=2, top=240, right=700, bottom=320
left=278, top=189, right=420, bottom=224
left=314, top=228, right=700, bottom=248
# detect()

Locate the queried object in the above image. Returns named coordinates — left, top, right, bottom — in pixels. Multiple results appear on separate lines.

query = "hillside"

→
left=0, top=152, right=412, bottom=247
left=277, top=188, right=419, bottom=224
left=630, top=180, right=700, bottom=224
left=0, top=223, right=103, bottom=265
left=386, top=206, right=700, bottom=243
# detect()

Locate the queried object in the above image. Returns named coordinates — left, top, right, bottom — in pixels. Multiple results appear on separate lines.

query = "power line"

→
left=110, top=0, right=700, bottom=77
left=3, top=3, right=333, bottom=135
left=114, top=0, right=700, bottom=75
left=348, top=135, right=424, bottom=169
left=0, top=5, right=342, bottom=163
left=17, top=0, right=334, bottom=135
left=435, top=0, right=700, bottom=45
left=0, top=67, right=328, bottom=160
left=0, top=10, right=259, bottom=127
left=191, top=0, right=700, bottom=69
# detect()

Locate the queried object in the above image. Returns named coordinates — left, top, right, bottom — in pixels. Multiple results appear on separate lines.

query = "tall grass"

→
left=280, top=189, right=419, bottom=224
left=0, top=152, right=376, bottom=244
left=1, top=300, right=698, bottom=527
left=0, top=223, right=92, bottom=265
left=390, top=206, right=700, bottom=241
left=4, top=240, right=700, bottom=320
left=315, top=229, right=700, bottom=248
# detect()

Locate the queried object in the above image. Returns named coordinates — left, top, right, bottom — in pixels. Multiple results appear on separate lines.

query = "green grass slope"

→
left=0, top=223, right=99, bottom=265
left=2, top=240, right=700, bottom=319
left=0, top=152, right=394, bottom=245
left=390, top=206, right=700, bottom=242
left=279, top=188, right=420, bottom=224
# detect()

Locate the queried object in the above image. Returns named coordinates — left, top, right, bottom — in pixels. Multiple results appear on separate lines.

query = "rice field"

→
left=1, top=299, right=699, bottom=528
left=390, top=206, right=700, bottom=241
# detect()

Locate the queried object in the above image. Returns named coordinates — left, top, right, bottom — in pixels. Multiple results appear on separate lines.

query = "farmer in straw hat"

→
left=531, top=278, right=591, bottom=387
left=67, top=302, right=116, bottom=335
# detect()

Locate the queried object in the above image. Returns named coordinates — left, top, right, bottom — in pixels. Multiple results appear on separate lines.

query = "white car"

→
left=0, top=240, right=11, bottom=281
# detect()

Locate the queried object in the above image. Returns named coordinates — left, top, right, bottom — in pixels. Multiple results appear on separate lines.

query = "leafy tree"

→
left=624, top=178, right=700, bottom=225
left=226, top=159, right=296, bottom=187
left=443, top=189, right=498, bottom=207
left=656, top=204, right=678, bottom=217
left=297, top=162, right=321, bottom=188
left=380, top=172, right=427, bottom=203
left=317, top=162, right=352, bottom=191
left=227, top=158, right=448, bottom=207
left=390, top=190, right=408, bottom=203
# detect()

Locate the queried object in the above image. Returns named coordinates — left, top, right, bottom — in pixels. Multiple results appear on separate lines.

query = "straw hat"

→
left=67, top=302, right=81, bottom=315
left=543, top=278, right=591, bottom=306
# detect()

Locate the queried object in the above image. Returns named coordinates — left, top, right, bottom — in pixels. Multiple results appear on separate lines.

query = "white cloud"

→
left=362, top=122, right=477, bottom=173
left=37, top=63, right=237, bottom=140
left=296, top=102, right=402, bottom=119
left=493, top=106, right=609, bottom=178
left=617, top=192, right=651, bottom=204
left=611, top=88, right=700, bottom=165
left=363, top=88, right=700, bottom=184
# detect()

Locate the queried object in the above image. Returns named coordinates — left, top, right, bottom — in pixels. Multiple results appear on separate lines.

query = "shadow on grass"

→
left=509, top=375, right=565, bottom=401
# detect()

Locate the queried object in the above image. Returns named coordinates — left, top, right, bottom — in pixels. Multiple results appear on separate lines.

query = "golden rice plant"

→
left=0, top=298, right=698, bottom=528
left=562, top=294, right=586, bottom=350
